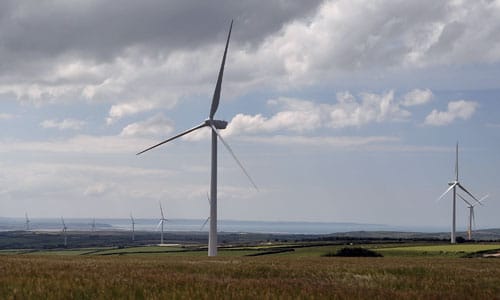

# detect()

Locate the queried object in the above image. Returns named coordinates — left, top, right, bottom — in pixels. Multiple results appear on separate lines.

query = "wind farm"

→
left=1, top=1, right=500, bottom=299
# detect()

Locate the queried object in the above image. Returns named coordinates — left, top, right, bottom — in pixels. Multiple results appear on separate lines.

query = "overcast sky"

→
left=1, top=0, right=500, bottom=230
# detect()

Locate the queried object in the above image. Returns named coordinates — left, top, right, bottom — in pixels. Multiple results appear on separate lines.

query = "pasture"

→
left=1, top=243, right=500, bottom=299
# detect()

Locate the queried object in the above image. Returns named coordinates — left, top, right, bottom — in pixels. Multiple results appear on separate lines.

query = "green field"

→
left=373, top=244, right=500, bottom=257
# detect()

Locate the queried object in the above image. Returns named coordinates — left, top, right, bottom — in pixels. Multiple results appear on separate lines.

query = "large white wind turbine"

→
left=61, top=217, right=68, bottom=247
left=25, top=212, right=30, bottom=231
left=157, top=202, right=168, bottom=245
left=457, top=193, right=488, bottom=240
left=438, top=143, right=482, bottom=243
left=137, top=21, right=257, bottom=256
left=130, top=213, right=136, bottom=242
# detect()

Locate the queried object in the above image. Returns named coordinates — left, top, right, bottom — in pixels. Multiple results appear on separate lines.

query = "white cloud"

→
left=0, top=113, right=15, bottom=120
left=338, top=91, right=411, bottom=126
left=238, top=135, right=399, bottom=148
left=0, top=135, right=149, bottom=154
left=401, top=89, right=433, bottom=106
left=106, top=100, right=158, bottom=124
left=120, top=114, right=174, bottom=138
left=40, top=118, right=86, bottom=130
left=84, top=183, right=113, bottom=197
left=424, top=100, right=478, bottom=126
left=225, top=91, right=410, bottom=137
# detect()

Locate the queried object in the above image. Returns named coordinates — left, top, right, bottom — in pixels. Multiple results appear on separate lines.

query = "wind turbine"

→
left=61, top=217, right=68, bottom=247
left=438, top=143, right=482, bottom=243
left=137, top=20, right=257, bottom=256
left=130, top=213, right=136, bottom=242
left=25, top=212, right=30, bottom=231
left=91, top=217, right=96, bottom=232
left=157, top=202, right=168, bottom=245
left=457, top=193, right=488, bottom=240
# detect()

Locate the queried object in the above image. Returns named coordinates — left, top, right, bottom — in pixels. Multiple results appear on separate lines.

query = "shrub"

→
left=323, top=247, right=383, bottom=257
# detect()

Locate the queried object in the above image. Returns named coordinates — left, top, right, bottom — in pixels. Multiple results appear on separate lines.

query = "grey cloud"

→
left=0, top=0, right=322, bottom=66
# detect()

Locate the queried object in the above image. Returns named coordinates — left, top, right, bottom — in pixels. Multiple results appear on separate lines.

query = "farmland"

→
left=1, top=243, right=500, bottom=299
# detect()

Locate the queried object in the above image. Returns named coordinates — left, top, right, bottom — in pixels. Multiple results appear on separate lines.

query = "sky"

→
left=1, top=0, right=500, bottom=230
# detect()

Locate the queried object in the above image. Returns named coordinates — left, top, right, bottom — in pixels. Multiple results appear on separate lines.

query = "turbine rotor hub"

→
left=205, top=119, right=228, bottom=129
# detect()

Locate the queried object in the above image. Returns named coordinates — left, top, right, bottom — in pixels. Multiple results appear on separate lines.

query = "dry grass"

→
left=1, top=255, right=500, bottom=299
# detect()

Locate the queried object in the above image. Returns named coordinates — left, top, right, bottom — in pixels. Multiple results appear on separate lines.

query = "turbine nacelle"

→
left=205, top=119, right=228, bottom=130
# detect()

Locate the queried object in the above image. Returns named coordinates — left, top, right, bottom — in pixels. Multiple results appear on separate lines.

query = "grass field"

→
left=1, top=243, right=500, bottom=298
left=1, top=254, right=500, bottom=299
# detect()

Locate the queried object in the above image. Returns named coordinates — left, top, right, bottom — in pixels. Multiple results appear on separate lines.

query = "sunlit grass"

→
left=374, top=244, right=500, bottom=257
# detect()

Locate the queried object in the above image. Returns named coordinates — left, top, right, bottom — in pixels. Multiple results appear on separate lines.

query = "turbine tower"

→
left=130, top=213, right=136, bottom=242
left=137, top=20, right=257, bottom=256
left=25, top=212, right=30, bottom=231
left=438, top=143, right=482, bottom=243
left=91, top=217, right=96, bottom=232
left=457, top=193, right=488, bottom=240
left=61, top=217, right=68, bottom=247
left=157, top=202, right=167, bottom=245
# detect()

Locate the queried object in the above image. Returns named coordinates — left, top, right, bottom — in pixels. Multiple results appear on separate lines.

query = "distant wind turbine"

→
left=61, top=217, right=68, bottom=247
left=25, top=212, right=30, bottom=231
left=157, top=202, right=167, bottom=245
left=91, top=217, right=96, bottom=232
left=137, top=20, right=257, bottom=256
left=130, top=213, right=136, bottom=242
left=457, top=193, right=489, bottom=240
left=438, top=143, right=483, bottom=243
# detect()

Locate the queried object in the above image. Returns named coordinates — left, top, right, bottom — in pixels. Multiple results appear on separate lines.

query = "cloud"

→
left=225, top=91, right=411, bottom=137
left=424, top=100, right=478, bottom=126
left=120, top=114, right=174, bottom=138
left=0, top=0, right=321, bottom=107
left=107, top=100, right=161, bottom=124
left=40, top=118, right=86, bottom=130
left=0, top=113, right=15, bottom=120
left=1, top=1, right=499, bottom=109
left=401, top=89, right=433, bottom=106
left=238, top=135, right=399, bottom=148
left=84, top=183, right=114, bottom=197
left=0, top=135, right=150, bottom=154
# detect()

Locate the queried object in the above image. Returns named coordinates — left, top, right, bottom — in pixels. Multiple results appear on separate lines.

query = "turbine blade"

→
left=437, top=183, right=456, bottom=202
left=476, top=194, right=489, bottom=206
left=206, top=192, right=211, bottom=206
left=455, top=142, right=459, bottom=181
left=456, top=193, right=473, bottom=207
left=136, top=123, right=207, bottom=155
left=156, top=220, right=162, bottom=230
left=457, top=183, right=481, bottom=204
left=209, top=20, right=233, bottom=119
left=200, top=217, right=210, bottom=231
left=211, top=125, right=258, bottom=190
left=159, top=202, right=165, bottom=219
